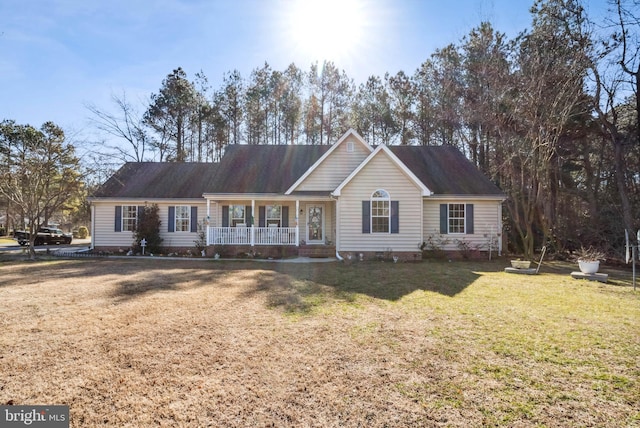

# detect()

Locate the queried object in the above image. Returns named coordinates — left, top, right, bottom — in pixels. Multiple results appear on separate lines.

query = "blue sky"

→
left=1, top=0, right=609, bottom=140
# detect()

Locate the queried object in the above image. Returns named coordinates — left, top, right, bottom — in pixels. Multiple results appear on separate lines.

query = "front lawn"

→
left=0, top=258, right=638, bottom=426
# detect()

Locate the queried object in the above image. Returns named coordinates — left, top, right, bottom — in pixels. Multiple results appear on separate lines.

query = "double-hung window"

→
left=448, top=203, right=465, bottom=234
left=168, top=205, right=197, bottom=233
left=175, top=206, right=191, bottom=232
left=439, top=203, right=474, bottom=235
left=122, top=205, right=138, bottom=232
left=371, top=190, right=390, bottom=233
left=230, top=205, right=246, bottom=226
left=266, top=205, right=281, bottom=227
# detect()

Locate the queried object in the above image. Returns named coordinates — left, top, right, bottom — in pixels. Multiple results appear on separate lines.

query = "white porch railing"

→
left=207, top=227, right=298, bottom=246
left=255, top=227, right=298, bottom=245
left=207, top=227, right=251, bottom=245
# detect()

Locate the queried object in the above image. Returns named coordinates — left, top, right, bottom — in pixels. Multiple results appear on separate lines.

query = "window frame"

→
left=121, top=205, right=138, bottom=232
left=265, top=205, right=282, bottom=227
left=230, top=205, right=246, bottom=226
left=174, top=205, right=191, bottom=232
left=448, top=203, right=466, bottom=234
left=371, top=189, right=390, bottom=234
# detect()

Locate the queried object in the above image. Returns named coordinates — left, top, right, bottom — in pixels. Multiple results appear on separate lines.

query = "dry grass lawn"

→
left=0, top=257, right=638, bottom=427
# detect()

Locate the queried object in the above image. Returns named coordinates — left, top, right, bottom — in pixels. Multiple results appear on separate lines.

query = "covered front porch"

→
left=203, top=196, right=335, bottom=249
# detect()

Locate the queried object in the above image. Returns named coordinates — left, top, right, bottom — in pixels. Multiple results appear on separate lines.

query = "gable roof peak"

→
left=333, top=144, right=432, bottom=197
left=284, top=129, right=373, bottom=194
left=334, top=128, right=370, bottom=148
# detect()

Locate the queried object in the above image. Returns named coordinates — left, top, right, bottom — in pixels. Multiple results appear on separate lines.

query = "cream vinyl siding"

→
left=423, top=199, right=502, bottom=251
left=297, top=135, right=370, bottom=191
left=207, top=201, right=219, bottom=227
left=93, top=202, right=135, bottom=248
left=160, top=203, right=207, bottom=247
left=92, top=201, right=207, bottom=248
left=338, top=152, right=423, bottom=252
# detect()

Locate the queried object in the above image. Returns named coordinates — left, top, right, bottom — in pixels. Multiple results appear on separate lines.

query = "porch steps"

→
left=298, top=245, right=335, bottom=258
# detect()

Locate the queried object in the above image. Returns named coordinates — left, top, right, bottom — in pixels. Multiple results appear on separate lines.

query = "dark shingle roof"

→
left=92, top=144, right=503, bottom=199
left=92, top=162, right=219, bottom=198
left=207, top=144, right=331, bottom=193
left=388, top=145, right=504, bottom=196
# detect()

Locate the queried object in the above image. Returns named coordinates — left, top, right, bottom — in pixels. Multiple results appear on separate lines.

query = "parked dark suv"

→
left=14, top=228, right=73, bottom=246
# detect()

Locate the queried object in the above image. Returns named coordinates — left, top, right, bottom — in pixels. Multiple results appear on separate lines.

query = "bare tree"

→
left=504, top=0, right=593, bottom=257
left=86, top=91, right=150, bottom=163
left=590, top=0, right=639, bottom=243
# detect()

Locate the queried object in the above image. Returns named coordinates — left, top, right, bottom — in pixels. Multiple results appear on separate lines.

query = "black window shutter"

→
left=282, top=206, right=289, bottom=227
left=391, top=201, right=399, bottom=234
left=137, top=206, right=144, bottom=230
left=222, top=206, right=229, bottom=227
left=190, top=206, right=198, bottom=233
left=168, top=206, right=175, bottom=232
left=258, top=206, right=266, bottom=227
left=440, top=204, right=448, bottom=234
left=245, top=205, right=252, bottom=225
left=362, top=201, right=370, bottom=233
left=115, top=206, right=122, bottom=232
left=466, top=204, right=474, bottom=234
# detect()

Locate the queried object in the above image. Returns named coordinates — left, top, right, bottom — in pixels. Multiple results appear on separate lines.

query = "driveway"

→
left=0, top=237, right=91, bottom=253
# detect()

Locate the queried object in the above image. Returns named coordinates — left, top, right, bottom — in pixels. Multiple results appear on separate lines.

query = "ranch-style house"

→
left=89, top=129, right=505, bottom=260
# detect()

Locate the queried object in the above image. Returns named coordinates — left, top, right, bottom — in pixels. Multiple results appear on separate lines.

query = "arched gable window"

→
left=371, top=189, right=390, bottom=233
left=362, top=191, right=399, bottom=234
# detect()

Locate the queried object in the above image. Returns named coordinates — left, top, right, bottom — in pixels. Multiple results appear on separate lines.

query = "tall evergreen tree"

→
left=144, top=67, right=198, bottom=162
left=412, top=60, right=439, bottom=146
left=387, top=70, right=416, bottom=145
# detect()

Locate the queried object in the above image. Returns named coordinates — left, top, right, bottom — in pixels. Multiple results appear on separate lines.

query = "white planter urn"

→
left=511, top=260, right=531, bottom=269
left=578, top=260, right=600, bottom=274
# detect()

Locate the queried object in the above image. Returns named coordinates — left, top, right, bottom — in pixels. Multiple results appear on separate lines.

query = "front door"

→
left=307, top=205, right=324, bottom=244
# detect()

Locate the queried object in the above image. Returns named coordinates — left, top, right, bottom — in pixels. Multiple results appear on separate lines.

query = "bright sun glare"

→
left=287, top=0, right=367, bottom=63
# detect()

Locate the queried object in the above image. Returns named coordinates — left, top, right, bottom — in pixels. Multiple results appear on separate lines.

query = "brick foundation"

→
left=91, top=246, right=430, bottom=261
left=338, top=251, right=423, bottom=262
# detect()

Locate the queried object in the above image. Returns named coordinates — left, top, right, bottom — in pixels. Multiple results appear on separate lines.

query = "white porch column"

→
left=251, top=199, right=255, bottom=246
left=206, top=199, right=211, bottom=245
left=334, top=197, right=340, bottom=253
left=295, top=200, right=300, bottom=246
